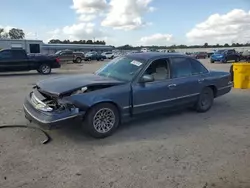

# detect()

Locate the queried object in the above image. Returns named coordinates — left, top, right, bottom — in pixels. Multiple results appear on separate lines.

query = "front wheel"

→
left=83, top=103, right=120, bottom=138
left=75, top=57, right=82, bottom=63
left=38, top=64, right=51, bottom=75
left=195, top=87, right=214, bottom=113
left=210, top=60, right=215, bottom=63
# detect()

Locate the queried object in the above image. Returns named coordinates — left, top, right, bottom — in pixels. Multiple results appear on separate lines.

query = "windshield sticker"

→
left=131, top=60, right=142, bottom=66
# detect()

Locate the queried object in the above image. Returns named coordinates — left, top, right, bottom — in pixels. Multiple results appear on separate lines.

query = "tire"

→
left=235, top=57, right=240, bottom=62
left=38, top=64, right=51, bottom=75
left=210, top=60, right=215, bottom=63
left=83, top=103, right=120, bottom=138
left=76, top=57, right=82, bottom=63
left=195, top=87, right=214, bottom=113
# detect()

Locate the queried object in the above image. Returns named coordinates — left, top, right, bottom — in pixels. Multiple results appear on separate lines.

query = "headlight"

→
left=31, top=92, right=53, bottom=112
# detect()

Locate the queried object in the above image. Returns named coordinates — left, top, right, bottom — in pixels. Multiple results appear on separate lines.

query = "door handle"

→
left=198, top=79, right=205, bottom=83
left=168, top=84, right=176, bottom=89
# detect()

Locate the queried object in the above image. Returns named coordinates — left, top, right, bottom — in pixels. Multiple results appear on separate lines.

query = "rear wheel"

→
left=83, top=103, right=120, bottom=138
left=210, top=60, right=215, bottom=63
left=76, top=57, right=82, bottom=63
left=195, top=87, right=214, bottom=113
left=38, top=64, right=51, bottom=75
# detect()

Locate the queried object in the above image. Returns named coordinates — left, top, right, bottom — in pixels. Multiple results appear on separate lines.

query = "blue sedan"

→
left=24, top=52, right=232, bottom=138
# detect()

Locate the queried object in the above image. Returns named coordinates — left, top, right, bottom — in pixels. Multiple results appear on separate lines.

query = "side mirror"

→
left=140, top=74, right=154, bottom=83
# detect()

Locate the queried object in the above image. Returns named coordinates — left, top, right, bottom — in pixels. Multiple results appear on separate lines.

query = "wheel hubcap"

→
left=93, top=108, right=115, bottom=133
left=42, top=65, right=50, bottom=73
left=201, top=92, right=211, bottom=108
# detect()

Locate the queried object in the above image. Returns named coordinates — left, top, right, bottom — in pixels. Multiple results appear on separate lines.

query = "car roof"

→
left=126, top=52, right=188, bottom=61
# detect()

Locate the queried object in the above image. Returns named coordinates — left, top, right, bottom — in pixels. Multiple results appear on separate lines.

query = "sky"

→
left=0, top=0, right=250, bottom=46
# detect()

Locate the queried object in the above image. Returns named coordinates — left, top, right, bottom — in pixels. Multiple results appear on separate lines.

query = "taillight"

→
left=56, top=58, right=60, bottom=63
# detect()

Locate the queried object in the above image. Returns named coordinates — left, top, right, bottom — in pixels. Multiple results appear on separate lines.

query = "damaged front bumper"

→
left=23, top=94, right=85, bottom=130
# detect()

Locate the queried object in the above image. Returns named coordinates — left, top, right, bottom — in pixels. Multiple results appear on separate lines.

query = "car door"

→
left=10, top=50, right=30, bottom=71
left=60, top=51, right=73, bottom=62
left=225, top=50, right=235, bottom=61
left=0, top=50, right=29, bottom=72
left=0, top=50, right=13, bottom=72
left=132, top=58, right=178, bottom=114
left=168, top=57, right=207, bottom=106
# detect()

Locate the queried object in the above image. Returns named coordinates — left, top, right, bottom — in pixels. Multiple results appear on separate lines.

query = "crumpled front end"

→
left=23, top=89, right=85, bottom=129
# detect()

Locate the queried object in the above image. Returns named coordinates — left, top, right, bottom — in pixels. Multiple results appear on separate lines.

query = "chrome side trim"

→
left=123, top=106, right=130, bottom=109
left=23, top=104, right=79, bottom=124
left=122, top=93, right=199, bottom=109
left=218, top=85, right=233, bottom=90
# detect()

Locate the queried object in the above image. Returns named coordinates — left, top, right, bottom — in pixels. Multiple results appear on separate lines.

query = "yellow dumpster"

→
left=233, top=63, right=250, bottom=89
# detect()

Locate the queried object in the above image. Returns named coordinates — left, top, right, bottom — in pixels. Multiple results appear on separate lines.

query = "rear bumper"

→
left=23, top=96, right=84, bottom=130
left=216, top=82, right=233, bottom=97
left=52, top=63, right=61, bottom=69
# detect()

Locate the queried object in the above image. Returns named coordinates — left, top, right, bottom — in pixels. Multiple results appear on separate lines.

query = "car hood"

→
left=36, top=74, right=124, bottom=97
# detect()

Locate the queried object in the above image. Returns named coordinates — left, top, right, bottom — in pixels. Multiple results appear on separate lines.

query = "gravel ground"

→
left=0, top=59, right=250, bottom=188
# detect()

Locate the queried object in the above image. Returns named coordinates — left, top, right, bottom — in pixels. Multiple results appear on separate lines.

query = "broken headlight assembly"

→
left=57, top=99, right=79, bottom=113
left=31, top=92, right=53, bottom=112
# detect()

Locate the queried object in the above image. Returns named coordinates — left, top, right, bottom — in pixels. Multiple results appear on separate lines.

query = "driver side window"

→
left=144, top=58, right=170, bottom=81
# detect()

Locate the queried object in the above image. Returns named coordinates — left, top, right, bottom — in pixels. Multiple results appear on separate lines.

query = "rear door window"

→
left=170, top=57, right=192, bottom=78
left=189, top=58, right=209, bottom=75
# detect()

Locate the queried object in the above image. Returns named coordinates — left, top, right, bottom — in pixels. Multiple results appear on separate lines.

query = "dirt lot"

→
left=0, top=59, right=250, bottom=188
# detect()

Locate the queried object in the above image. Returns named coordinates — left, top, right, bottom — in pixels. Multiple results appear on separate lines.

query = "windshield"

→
left=86, top=51, right=95, bottom=55
left=215, top=50, right=225, bottom=54
left=95, top=57, right=144, bottom=82
left=55, top=51, right=62, bottom=55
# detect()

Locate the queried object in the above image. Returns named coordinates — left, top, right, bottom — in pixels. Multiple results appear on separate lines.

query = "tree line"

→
left=117, top=42, right=250, bottom=50
left=0, top=28, right=25, bottom=39
left=1, top=27, right=250, bottom=49
left=48, top=39, right=106, bottom=45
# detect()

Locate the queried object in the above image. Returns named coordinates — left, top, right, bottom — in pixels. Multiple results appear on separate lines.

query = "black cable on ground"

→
left=0, top=125, right=51, bottom=144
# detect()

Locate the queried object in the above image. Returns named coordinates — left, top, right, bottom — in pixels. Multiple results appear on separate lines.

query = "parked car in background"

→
left=55, top=50, right=74, bottom=62
left=185, top=52, right=192, bottom=56
left=102, top=52, right=114, bottom=59
left=73, top=51, right=85, bottom=63
left=84, top=51, right=106, bottom=61
left=210, top=49, right=241, bottom=63
left=191, top=52, right=208, bottom=59
left=240, top=50, right=250, bottom=61
left=207, top=51, right=215, bottom=58
left=0, top=49, right=60, bottom=74
left=24, top=52, right=232, bottom=138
